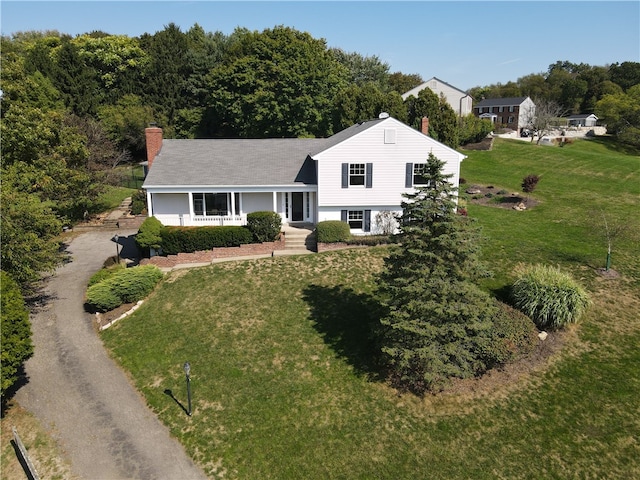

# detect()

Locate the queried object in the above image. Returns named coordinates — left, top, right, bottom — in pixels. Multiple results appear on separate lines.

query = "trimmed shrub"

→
left=108, top=265, right=164, bottom=304
left=88, top=264, right=126, bottom=287
left=136, top=216, right=163, bottom=253
left=511, top=264, right=590, bottom=330
left=478, top=301, right=538, bottom=368
left=86, top=265, right=164, bottom=312
left=85, top=281, right=122, bottom=312
left=246, top=211, right=282, bottom=242
left=316, top=221, right=351, bottom=243
left=160, top=226, right=253, bottom=255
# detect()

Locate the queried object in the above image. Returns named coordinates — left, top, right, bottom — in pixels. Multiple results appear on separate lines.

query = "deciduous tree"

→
left=1, top=271, right=34, bottom=398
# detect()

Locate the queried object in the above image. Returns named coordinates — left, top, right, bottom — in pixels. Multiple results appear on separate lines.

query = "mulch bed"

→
left=463, top=184, right=539, bottom=210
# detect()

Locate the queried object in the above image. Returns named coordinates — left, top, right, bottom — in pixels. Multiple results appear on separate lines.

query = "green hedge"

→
left=246, top=211, right=282, bottom=242
left=86, top=265, right=164, bottom=312
left=511, top=264, right=590, bottom=330
left=316, top=220, right=351, bottom=243
left=160, top=226, right=253, bottom=255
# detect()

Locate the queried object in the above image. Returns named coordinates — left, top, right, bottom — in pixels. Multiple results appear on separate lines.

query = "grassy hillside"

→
left=101, top=137, right=640, bottom=479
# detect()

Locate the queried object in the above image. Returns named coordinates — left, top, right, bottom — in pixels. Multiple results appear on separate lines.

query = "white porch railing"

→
left=192, top=215, right=246, bottom=226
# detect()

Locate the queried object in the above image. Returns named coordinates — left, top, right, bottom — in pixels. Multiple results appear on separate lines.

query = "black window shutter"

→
left=365, top=163, right=373, bottom=188
left=364, top=210, right=371, bottom=232
left=341, top=210, right=348, bottom=222
left=405, top=163, right=413, bottom=188
left=342, top=163, right=348, bottom=188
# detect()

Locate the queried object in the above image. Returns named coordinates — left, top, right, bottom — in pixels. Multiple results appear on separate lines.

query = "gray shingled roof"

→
left=143, top=118, right=386, bottom=188
left=143, top=138, right=326, bottom=187
left=475, top=97, right=529, bottom=107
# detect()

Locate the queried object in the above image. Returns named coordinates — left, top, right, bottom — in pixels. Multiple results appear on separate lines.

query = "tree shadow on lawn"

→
left=302, top=284, right=386, bottom=380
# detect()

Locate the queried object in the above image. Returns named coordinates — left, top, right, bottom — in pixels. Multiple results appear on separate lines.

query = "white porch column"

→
left=230, top=191, right=236, bottom=216
left=272, top=192, right=278, bottom=214
left=146, top=191, right=153, bottom=217
left=187, top=192, right=194, bottom=219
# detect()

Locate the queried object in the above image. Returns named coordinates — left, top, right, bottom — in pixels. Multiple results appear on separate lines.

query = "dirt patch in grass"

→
left=463, top=184, right=540, bottom=210
left=1, top=402, right=77, bottom=480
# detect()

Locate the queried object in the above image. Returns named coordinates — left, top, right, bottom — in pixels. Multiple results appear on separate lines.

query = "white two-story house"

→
left=142, top=115, right=466, bottom=234
left=401, top=77, right=473, bottom=117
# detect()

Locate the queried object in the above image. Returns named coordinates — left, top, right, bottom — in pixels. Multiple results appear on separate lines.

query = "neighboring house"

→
left=142, top=115, right=466, bottom=234
left=567, top=113, right=598, bottom=127
left=473, top=96, right=535, bottom=135
left=401, top=77, right=473, bottom=117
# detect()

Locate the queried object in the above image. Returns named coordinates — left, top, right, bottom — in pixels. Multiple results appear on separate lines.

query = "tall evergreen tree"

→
left=53, top=39, right=100, bottom=116
left=377, top=153, right=495, bottom=394
left=140, top=23, right=189, bottom=126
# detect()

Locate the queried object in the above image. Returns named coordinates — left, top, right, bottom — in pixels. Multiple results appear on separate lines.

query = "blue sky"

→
left=2, top=1, right=639, bottom=90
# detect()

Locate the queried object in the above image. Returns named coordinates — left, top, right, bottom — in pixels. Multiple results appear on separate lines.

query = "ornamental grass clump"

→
left=511, top=264, right=590, bottom=330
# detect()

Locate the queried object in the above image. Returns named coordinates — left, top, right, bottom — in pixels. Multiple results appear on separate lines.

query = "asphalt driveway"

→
left=15, top=229, right=208, bottom=480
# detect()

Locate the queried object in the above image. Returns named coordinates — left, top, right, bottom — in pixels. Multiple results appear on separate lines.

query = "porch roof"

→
left=144, top=138, right=327, bottom=188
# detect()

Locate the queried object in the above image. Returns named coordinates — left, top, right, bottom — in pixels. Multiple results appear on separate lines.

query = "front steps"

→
left=279, top=224, right=316, bottom=255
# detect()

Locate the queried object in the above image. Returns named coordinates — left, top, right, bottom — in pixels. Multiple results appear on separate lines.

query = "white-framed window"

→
left=342, top=163, right=372, bottom=188
left=499, top=106, right=504, bottom=112
left=193, top=193, right=228, bottom=216
left=349, top=163, right=366, bottom=186
left=348, top=210, right=364, bottom=229
left=341, top=209, right=371, bottom=232
left=508, top=116, right=515, bottom=124
left=509, top=105, right=515, bottom=112
left=413, top=163, right=429, bottom=185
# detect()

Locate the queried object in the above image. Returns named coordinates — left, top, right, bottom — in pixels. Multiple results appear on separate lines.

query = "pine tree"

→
left=378, top=153, right=495, bottom=394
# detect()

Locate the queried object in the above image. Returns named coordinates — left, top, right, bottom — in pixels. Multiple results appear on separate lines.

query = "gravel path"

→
left=15, top=230, right=208, bottom=480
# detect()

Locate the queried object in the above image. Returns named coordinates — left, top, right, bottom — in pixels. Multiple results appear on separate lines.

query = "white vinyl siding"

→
left=316, top=118, right=463, bottom=208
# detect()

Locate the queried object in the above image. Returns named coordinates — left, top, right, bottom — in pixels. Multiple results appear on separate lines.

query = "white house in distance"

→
left=473, top=96, right=536, bottom=135
left=401, top=77, right=473, bottom=117
left=142, top=115, right=466, bottom=234
left=567, top=113, right=598, bottom=127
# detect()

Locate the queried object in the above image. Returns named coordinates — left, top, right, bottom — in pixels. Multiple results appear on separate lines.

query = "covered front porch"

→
left=146, top=188, right=316, bottom=227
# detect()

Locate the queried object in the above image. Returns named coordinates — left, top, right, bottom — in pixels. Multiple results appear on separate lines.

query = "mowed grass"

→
left=102, top=137, right=640, bottom=479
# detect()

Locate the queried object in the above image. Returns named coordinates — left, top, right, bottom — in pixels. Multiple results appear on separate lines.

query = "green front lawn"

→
left=102, top=137, right=640, bottom=479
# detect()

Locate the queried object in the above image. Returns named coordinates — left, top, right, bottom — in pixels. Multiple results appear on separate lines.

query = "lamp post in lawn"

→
left=184, top=362, right=192, bottom=416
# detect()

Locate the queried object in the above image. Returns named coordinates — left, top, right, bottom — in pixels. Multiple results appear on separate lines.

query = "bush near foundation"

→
left=136, top=216, right=163, bottom=255
left=316, top=221, right=351, bottom=243
left=247, top=211, right=282, bottom=242
left=86, top=265, right=163, bottom=312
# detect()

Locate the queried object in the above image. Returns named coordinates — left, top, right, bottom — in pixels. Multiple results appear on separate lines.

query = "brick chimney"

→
left=145, top=125, right=163, bottom=170
left=421, top=117, right=429, bottom=136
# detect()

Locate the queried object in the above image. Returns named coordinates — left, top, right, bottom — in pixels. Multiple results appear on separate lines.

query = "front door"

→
left=292, top=192, right=304, bottom=222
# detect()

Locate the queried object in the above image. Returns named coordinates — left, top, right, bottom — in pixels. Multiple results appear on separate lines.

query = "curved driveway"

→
left=15, top=230, right=208, bottom=480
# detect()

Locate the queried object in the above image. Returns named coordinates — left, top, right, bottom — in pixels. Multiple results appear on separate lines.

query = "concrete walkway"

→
left=15, top=230, right=208, bottom=480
